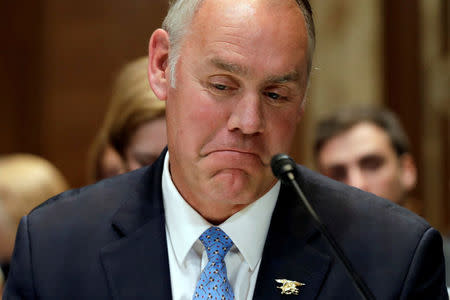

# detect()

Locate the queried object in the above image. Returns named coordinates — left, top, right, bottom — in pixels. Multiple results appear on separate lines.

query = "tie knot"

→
left=199, top=227, right=233, bottom=261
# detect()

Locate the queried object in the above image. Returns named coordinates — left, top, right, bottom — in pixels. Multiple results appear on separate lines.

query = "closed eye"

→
left=208, top=82, right=236, bottom=95
left=206, top=75, right=239, bottom=96
left=213, top=83, right=228, bottom=91
left=264, top=91, right=282, bottom=100
left=262, top=84, right=292, bottom=103
left=262, top=91, right=289, bottom=103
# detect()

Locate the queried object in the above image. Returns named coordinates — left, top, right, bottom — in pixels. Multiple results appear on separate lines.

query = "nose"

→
left=227, top=93, right=265, bottom=135
left=346, top=168, right=368, bottom=191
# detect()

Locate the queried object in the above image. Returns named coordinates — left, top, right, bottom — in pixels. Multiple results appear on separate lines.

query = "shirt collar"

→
left=162, top=151, right=280, bottom=271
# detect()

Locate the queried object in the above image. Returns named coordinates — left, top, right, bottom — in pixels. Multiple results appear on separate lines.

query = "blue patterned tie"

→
left=193, top=227, right=235, bottom=300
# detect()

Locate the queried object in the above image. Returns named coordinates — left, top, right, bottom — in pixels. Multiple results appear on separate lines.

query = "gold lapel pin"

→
left=275, top=279, right=305, bottom=295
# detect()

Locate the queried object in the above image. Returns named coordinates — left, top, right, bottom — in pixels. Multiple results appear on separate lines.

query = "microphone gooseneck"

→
left=271, top=153, right=376, bottom=300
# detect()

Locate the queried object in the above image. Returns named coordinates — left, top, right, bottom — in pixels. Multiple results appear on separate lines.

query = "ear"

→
left=399, top=153, right=417, bottom=191
left=148, top=29, right=170, bottom=101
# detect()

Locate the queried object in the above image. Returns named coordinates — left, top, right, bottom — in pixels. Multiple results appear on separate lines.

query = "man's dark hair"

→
left=314, top=106, right=411, bottom=161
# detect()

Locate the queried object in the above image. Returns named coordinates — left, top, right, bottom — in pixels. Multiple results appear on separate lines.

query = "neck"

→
left=187, top=199, right=249, bottom=225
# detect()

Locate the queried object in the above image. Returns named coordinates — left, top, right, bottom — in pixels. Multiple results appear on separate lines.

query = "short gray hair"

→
left=162, top=0, right=315, bottom=87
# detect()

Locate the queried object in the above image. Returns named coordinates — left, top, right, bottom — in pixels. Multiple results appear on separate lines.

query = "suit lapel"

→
left=100, top=149, right=172, bottom=300
left=100, top=218, right=171, bottom=299
left=254, top=180, right=332, bottom=300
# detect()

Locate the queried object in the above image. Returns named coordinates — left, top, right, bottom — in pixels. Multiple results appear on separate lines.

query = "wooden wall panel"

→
left=0, top=2, right=45, bottom=155
left=1, top=0, right=169, bottom=188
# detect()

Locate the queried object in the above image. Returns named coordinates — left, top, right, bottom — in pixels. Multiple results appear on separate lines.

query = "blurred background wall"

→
left=1, top=1, right=448, bottom=232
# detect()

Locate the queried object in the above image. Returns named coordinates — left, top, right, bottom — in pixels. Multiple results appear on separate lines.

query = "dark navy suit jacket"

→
left=4, top=150, right=448, bottom=299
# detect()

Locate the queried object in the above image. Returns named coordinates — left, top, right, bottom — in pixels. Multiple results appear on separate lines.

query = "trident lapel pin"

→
left=275, top=279, right=305, bottom=295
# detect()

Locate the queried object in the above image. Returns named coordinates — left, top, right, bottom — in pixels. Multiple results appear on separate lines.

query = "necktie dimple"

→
left=193, top=227, right=235, bottom=300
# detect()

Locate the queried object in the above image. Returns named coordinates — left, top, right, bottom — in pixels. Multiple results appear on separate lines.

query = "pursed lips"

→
left=204, top=148, right=269, bottom=166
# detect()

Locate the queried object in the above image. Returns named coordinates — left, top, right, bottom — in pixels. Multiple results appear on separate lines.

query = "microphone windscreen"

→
left=270, top=153, right=296, bottom=181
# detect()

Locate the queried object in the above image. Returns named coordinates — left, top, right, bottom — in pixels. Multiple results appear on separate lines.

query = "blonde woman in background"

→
left=88, top=56, right=166, bottom=182
left=0, top=153, right=69, bottom=292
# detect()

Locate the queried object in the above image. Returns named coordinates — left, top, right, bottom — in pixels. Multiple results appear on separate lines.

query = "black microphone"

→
left=271, top=154, right=376, bottom=300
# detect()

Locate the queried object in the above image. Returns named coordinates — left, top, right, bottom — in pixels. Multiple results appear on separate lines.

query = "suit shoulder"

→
left=28, top=166, right=153, bottom=225
left=296, top=164, right=430, bottom=235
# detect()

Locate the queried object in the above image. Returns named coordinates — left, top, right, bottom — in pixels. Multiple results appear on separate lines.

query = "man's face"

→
left=317, top=122, right=416, bottom=204
left=162, top=0, right=309, bottom=217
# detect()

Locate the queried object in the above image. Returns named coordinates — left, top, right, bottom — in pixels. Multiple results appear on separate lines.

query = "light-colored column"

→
left=296, top=1, right=383, bottom=168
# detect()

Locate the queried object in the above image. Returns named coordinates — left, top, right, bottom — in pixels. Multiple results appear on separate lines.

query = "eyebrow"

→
left=210, top=57, right=301, bottom=84
left=210, top=58, right=249, bottom=76
left=265, top=72, right=300, bottom=84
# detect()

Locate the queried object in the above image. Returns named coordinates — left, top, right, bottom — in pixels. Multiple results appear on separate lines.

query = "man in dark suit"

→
left=313, top=107, right=418, bottom=211
left=4, top=0, right=447, bottom=299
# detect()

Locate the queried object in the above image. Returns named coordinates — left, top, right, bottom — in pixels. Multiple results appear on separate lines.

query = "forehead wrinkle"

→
left=210, top=57, right=249, bottom=76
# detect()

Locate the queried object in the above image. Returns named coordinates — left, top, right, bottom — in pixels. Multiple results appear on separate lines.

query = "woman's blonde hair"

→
left=87, top=56, right=166, bottom=182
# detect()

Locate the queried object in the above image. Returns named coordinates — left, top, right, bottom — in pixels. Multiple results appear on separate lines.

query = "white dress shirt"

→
left=162, top=152, right=280, bottom=300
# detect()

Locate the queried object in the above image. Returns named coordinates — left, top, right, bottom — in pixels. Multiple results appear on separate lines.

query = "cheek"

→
left=169, top=90, right=227, bottom=149
left=187, top=101, right=221, bottom=128
left=266, top=111, right=299, bottom=149
left=369, top=165, right=401, bottom=191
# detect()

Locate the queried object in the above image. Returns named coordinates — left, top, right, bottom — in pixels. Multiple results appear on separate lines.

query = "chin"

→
left=207, top=170, right=267, bottom=204
left=210, top=170, right=250, bottom=195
